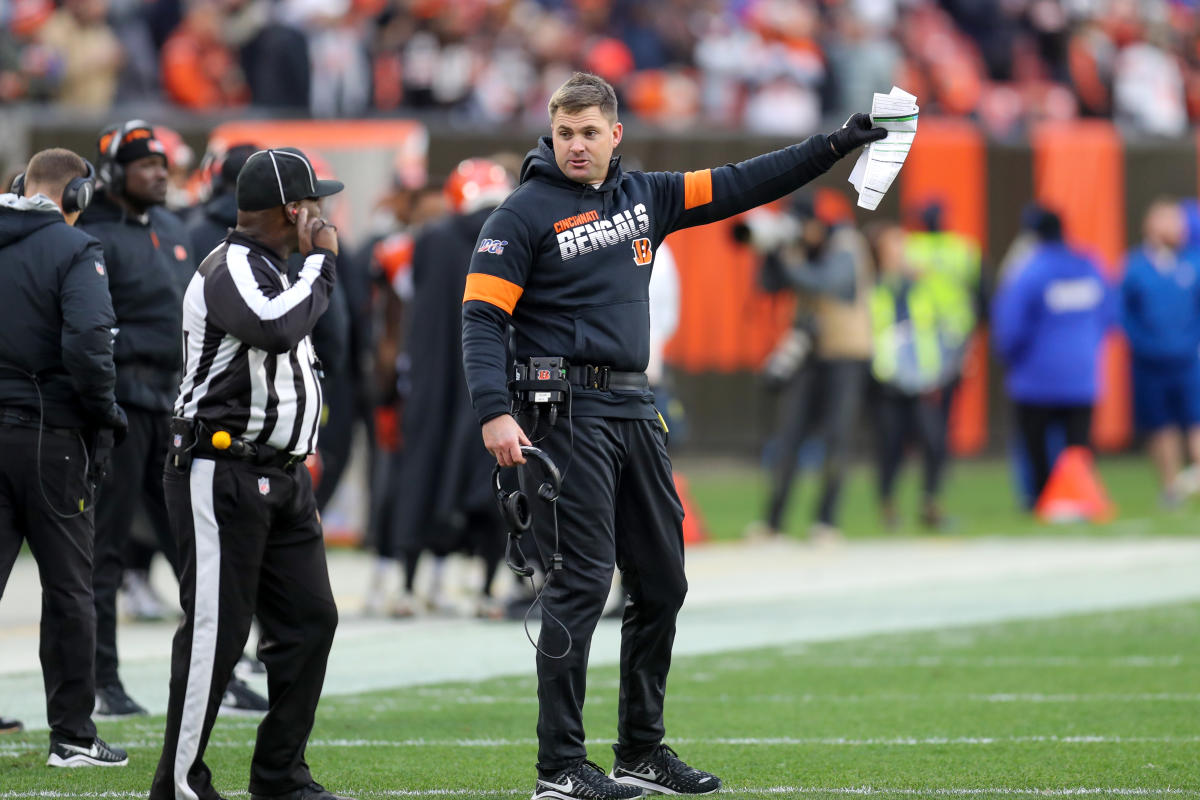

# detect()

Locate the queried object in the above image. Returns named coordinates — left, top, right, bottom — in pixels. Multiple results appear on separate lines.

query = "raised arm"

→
left=655, top=114, right=885, bottom=234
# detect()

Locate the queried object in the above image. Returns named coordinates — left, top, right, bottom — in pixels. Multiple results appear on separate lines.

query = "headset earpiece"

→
left=493, top=446, right=562, bottom=581
left=62, top=160, right=96, bottom=215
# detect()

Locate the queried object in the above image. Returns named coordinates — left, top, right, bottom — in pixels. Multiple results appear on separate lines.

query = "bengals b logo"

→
left=631, top=238, right=653, bottom=266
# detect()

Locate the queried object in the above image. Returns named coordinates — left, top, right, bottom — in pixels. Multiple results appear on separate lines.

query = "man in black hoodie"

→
left=0, top=147, right=129, bottom=767
left=186, top=142, right=259, bottom=259
left=462, top=72, right=885, bottom=800
left=80, top=121, right=267, bottom=718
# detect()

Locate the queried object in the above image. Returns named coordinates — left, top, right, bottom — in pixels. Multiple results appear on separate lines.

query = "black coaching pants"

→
left=0, top=425, right=98, bottom=742
left=93, top=406, right=177, bottom=688
left=519, top=414, right=687, bottom=776
left=150, top=457, right=338, bottom=800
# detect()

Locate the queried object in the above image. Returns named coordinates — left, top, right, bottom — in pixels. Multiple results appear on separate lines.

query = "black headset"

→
left=96, top=119, right=150, bottom=197
left=10, top=159, right=96, bottom=215
left=493, top=446, right=561, bottom=578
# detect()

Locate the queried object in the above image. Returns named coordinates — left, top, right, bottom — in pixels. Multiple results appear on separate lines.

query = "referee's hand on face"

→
left=297, top=206, right=339, bottom=256
left=483, top=414, right=531, bottom=467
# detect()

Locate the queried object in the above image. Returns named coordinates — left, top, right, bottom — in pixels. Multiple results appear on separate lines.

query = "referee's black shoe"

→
left=532, top=760, right=644, bottom=799
left=0, top=716, right=22, bottom=734
left=610, top=744, right=721, bottom=795
left=250, top=782, right=356, bottom=800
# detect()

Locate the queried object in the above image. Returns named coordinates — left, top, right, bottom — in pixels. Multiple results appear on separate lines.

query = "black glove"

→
left=104, top=403, right=128, bottom=447
left=827, top=113, right=887, bottom=158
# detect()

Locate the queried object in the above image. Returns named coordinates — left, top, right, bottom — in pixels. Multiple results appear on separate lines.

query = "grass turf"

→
left=679, top=454, right=1196, bottom=542
left=2, top=601, right=1198, bottom=799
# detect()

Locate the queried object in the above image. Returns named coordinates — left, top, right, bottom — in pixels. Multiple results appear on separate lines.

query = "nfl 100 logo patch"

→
left=258, top=477, right=270, bottom=495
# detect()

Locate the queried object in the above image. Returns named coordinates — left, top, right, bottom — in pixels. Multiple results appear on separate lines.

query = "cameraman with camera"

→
left=742, top=190, right=873, bottom=543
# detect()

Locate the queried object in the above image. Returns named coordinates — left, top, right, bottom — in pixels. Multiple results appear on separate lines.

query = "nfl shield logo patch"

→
left=173, top=434, right=182, bottom=448
left=258, top=477, right=270, bottom=495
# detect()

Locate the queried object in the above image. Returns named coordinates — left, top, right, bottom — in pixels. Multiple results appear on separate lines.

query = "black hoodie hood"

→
left=0, top=193, right=65, bottom=248
left=520, top=137, right=624, bottom=196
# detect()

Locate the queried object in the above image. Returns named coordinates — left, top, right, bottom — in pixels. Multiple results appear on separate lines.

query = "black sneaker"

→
left=250, top=781, right=356, bottom=800
left=47, top=734, right=128, bottom=767
left=611, top=744, right=721, bottom=795
left=533, top=760, right=644, bottom=800
left=220, top=676, right=269, bottom=715
left=0, top=717, right=23, bottom=734
left=95, top=684, right=148, bottom=718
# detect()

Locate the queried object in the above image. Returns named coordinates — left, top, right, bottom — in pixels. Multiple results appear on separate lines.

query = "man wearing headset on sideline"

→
left=0, top=148, right=129, bottom=767
left=462, top=72, right=885, bottom=800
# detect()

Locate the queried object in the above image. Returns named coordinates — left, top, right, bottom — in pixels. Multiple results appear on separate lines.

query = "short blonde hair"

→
left=548, top=72, right=618, bottom=124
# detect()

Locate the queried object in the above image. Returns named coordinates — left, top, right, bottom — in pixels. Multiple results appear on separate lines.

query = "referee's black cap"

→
left=237, top=147, right=344, bottom=211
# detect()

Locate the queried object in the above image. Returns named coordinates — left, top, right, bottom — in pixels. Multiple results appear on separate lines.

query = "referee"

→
left=149, top=148, right=353, bottom=800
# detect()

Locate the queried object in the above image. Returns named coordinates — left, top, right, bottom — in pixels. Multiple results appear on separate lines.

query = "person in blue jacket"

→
left=1121, top=198, right=1200, bottom=505
left=992, top=208, right=1116, bottom=500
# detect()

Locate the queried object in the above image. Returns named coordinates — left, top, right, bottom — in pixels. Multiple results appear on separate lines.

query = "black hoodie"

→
left=0, top=194, right=122, bottom=430
left=462, top=133, right=841, bottom=425
left=78, top=191, right=195, bottom=413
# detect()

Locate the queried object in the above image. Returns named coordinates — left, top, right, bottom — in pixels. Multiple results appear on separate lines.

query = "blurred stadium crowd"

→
left=3, top=0, right=1200, bottom=136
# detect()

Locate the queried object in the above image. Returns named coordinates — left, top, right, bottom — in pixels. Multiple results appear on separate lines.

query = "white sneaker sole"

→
left=611, top=774, right=719, bottom=795
left=47, top=753, right=128, bottom=767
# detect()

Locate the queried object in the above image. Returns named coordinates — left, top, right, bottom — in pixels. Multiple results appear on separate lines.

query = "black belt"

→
left=192, top=439, right=306, bottom=469
left=565, top=365, right=649, bottom=392
left=0, top=407, right=81, bottom=439
left=173, top=417, right=306, bottom=469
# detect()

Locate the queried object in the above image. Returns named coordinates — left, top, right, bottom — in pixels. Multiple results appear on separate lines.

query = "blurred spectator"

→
left=0, top=0, right=57, bottom=103
left=868, top=220, right=961, bottom=530
left=224, top=0, right=310, bottom=109
left=1113, top=27, right=1187, bottom=136
left=37, top=0, right=123, bottom=109
left=746, top=191, right=873, bottom=542
left=161, top=0, right=250, bottom=110
left=992, top=208, right=1116, bottom=503
left=1121, top=198, right=1200, bottom=506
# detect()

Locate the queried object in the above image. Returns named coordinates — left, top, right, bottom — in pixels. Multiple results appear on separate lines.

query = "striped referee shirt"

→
left=175, top=230, right=335, bottom=457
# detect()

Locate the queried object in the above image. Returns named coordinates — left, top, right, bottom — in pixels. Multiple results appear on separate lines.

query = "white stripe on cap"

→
left=267, top=150, right=287, bottom=205
left=272, top=150, right=317, bottom=195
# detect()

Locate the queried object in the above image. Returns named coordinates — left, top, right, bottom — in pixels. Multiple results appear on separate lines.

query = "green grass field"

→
left=682, top=455, right=1194, bottom=541
left=3, top=601, right=1199, bottom=799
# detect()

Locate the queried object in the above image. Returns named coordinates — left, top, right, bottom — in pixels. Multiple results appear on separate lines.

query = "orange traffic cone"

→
left=1034, top=446, right=1116, bottom=523
left=674, top=472, right=710, bottom=545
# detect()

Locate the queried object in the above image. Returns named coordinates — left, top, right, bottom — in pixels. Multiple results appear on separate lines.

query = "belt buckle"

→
left=589, top=366, right=610, bottom=390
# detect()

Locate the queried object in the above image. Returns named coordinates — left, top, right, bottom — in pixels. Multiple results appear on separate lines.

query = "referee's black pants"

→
left=150, top=457, right=338, bottom=800
left=93, top=406, right=177, bottom=689
left=519, top=415, right=687, bottom=776
left=0, top=425, right=98, bottom=742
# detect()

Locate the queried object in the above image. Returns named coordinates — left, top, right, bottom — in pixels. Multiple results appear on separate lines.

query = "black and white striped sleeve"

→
left=205, top=246, right=336, bottom=353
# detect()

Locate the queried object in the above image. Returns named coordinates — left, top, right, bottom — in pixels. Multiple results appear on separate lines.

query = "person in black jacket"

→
left=0, top=147, right=129, bottom=767
left=77, top=120, right=238, bottom=718
left=186, top=142, right=259, bottom=260
left=150, top=147, right=352, bottom=800
left=389, top=158, right=514, bottom=616
left=462, top=72, right=885, bottom=800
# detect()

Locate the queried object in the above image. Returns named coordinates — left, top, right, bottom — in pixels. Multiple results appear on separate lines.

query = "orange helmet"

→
left=443, top=158, right=512, bottom=214
left=153, top=125, right=193, bottom=170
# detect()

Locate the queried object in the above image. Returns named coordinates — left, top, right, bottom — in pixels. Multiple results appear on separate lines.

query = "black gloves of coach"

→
left=827, top=113, right=888, bottom=158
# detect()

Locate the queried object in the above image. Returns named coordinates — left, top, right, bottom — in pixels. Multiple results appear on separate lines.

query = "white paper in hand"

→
left=849, top=86, right=919, bottom=210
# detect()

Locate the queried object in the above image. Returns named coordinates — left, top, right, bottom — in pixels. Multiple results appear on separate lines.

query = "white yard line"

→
left=3, top=788, right=1199, bottom=799
left=6, top=733, right=1200, bottom=758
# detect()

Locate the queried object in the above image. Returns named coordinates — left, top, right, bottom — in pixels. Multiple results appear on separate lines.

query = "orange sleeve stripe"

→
left=463, top=272, right=523, bottom=314
left=683, top=169, right=713, bottom=210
